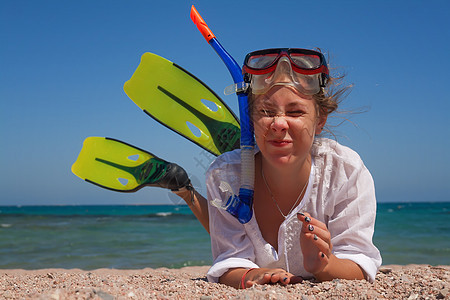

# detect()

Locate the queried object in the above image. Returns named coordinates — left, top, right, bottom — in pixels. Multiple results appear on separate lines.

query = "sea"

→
left=0, top=202, right=449, bottom=270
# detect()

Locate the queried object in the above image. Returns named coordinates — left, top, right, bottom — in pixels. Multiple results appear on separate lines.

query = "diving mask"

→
left=243, top=48, right=329, bottom=95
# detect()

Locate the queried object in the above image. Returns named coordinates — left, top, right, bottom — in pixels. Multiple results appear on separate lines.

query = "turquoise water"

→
left=0, top=202, right=448, bottom=269
left=373, top=202, right=449, bottom=265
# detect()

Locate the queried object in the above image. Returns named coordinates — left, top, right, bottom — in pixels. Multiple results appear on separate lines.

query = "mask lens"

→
left=247, top=53, right=278, bottom=69
left=290, top=53, right=321, bottom=69
left=292, top=73, right=321, bottom=94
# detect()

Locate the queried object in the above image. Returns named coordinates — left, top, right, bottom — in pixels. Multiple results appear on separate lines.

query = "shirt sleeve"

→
left=205, top=161, right=259, bottom=283
left=326, top=157, right=382, bottom=282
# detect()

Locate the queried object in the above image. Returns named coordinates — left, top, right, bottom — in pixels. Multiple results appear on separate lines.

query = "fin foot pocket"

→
left=218, top=126, right=240, bottom=153
left=153, top=162, right=191, bottom=191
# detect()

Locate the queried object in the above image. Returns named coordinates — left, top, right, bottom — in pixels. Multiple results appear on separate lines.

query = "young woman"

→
left=176, top=48, right=381, bottom=288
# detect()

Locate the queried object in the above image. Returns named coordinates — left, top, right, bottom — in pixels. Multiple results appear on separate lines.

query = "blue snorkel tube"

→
left=191, top=6, right=254, bottom=224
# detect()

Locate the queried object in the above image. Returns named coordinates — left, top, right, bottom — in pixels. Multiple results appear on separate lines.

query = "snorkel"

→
left=190, top=6, right=254, bottom=224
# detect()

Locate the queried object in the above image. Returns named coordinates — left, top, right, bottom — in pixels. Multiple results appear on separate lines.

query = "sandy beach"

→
left=1, top=265, right=448, bottom=299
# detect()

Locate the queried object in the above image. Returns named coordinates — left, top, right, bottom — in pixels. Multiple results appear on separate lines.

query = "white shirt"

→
left=205, top=138, right=382, bottom=283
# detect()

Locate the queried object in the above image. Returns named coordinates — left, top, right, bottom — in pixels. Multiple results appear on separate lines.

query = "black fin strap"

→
left=155, top=162, right=190, bottom=190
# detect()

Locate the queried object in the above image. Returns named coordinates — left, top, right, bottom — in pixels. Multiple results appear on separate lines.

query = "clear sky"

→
left=1, top=0, right=449, bottom=205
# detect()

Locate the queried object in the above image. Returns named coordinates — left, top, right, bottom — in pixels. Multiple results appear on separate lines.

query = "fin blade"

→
left=71, top=137, right=154, bottom=192
left=123, top=52, right=240, bottom=156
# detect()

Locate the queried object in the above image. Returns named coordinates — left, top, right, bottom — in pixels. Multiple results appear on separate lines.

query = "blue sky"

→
left=1, top=0, right=449, bottom=205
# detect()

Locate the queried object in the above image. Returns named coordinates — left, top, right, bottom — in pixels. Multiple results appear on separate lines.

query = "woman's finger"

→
left=245, top=280, right=255, bottom=288
left=246, top=269, right=301, bottom=287
left=297, top=212, right=327, bottom=231
left=303, top=224, right=331, bottom=244
left=319, top=251, right=330, bottom=263
left=301, top=224, right=333, bottom=255
left=304, top=232, right=332, bottom=256
left=270, top=273, right=281, bottom=284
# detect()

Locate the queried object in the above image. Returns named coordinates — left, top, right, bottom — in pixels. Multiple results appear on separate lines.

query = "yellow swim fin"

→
left=124, top=53, right=240, bottom=156
left=71, top=137, right=191, bottom=192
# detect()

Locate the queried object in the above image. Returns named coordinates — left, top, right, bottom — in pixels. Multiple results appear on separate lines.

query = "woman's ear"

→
left=315, top=113, right=327, bottom=135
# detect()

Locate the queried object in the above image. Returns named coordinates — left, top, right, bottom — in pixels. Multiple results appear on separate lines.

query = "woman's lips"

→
left=268, top=139, right=292, bottom=147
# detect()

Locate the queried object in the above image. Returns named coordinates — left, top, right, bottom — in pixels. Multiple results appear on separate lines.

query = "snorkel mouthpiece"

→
left=225, top=189, right=254, bottom=224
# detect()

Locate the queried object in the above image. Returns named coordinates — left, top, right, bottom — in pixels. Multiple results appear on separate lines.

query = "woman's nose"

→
left=270, top=115, right=289, bottom=131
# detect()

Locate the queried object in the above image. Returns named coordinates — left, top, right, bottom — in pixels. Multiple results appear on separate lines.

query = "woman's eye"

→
left=286, top=111, right=304, bottom=118
left=261, top=110, right=276, bottom=117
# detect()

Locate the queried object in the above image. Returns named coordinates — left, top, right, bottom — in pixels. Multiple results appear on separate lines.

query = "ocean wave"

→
left=156, top=212, right=172, bottom=217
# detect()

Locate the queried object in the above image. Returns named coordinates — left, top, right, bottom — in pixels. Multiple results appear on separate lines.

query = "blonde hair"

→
left=314, top=71, right=353, bottom=137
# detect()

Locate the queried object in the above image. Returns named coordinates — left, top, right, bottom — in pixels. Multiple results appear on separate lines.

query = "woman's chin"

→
left=265, top=153, right=295, bottom=166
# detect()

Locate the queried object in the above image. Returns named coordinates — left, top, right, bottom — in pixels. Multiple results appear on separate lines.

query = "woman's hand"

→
left=242, top=268, right=303, bottom=289
left=297, top=212, right=367, bottom=281
left=297, top=212, right=333, bottom=275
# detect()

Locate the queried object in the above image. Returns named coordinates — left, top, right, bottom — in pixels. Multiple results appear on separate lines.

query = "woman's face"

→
left=252, top=86, right=326, bottom=168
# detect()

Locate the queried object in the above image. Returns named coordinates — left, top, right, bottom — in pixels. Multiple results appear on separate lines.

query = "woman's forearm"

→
left=172, top=188, right=209, bottom=233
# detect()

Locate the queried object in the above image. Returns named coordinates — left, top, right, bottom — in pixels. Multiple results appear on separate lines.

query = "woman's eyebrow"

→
left=257, top=100, right=276, bottom=109
left=285, top=102, right=308, bottom=110
left=257, top=98, right=309, bottom=110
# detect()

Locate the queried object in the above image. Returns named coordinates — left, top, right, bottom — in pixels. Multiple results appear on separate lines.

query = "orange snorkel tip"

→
left=190, top=5, right=216, bottom=42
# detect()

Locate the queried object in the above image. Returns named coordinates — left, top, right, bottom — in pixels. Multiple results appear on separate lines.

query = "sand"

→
left=1, top=265, right=449, bottom=299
